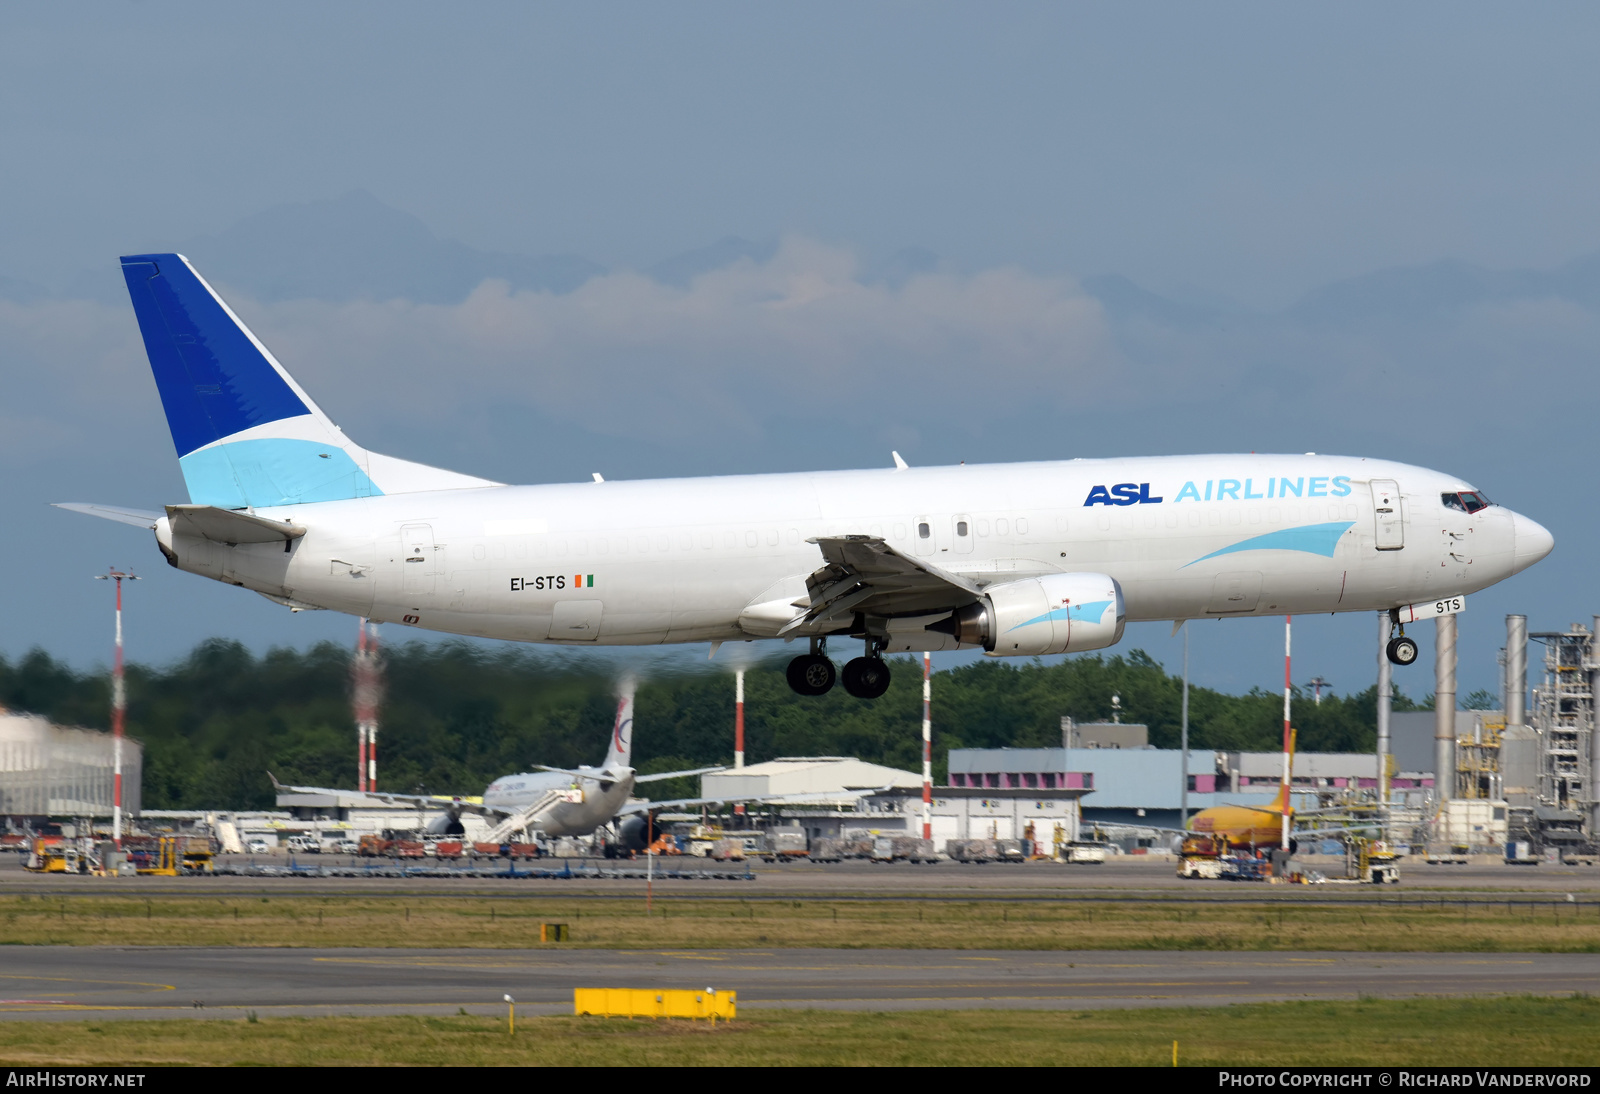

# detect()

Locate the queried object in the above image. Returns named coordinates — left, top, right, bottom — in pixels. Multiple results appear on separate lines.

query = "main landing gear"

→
left=785, top=638, right=893, bottom=699
left=1385, top=613, right=1419, bottom=666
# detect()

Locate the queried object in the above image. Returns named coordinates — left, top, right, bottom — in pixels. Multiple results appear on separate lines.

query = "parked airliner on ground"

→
left=61, top=254, right=1554, bottom=698
left=275, top=685, right=721, bottom=842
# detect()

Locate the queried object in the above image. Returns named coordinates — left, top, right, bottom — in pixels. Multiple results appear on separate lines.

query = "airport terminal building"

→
left=0, top=712, right=141, bottom=822
left=946, top=720, right=1420, bottom=830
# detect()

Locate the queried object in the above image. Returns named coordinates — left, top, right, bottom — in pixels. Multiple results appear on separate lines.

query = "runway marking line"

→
left=0, top=975, right=175, bottom=993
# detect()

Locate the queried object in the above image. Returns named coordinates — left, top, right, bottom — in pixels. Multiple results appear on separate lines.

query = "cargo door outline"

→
left=1371, top=480, right=1405, bottom=551
left=400, top=523, right=438, bottom=597
left=549, top=599, right=604, bottom=641
left=1206, top=571, right=1262, bottom=614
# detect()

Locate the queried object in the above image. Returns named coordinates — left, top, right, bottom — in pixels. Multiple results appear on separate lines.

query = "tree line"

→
left=0, top=639, right=1448, bottom=810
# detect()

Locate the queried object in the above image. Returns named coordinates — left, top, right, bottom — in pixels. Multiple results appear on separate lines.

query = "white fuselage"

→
left=481, top=768, right=637, bottom=838
left=153, top=454, right=1548, bottom=649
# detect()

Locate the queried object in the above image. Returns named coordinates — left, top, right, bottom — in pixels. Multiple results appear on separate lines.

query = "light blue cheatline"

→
left=1009, top=599, right=1113, bottom=633
left=1181, top=521, right=1355, bottom=569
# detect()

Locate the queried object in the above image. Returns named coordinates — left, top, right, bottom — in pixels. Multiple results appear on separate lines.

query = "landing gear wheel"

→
left=1386, top=636, right=1419, bottom=666
left=786, top=654, right=837, bottom=696
left=841, top=657, right=892, bottom=699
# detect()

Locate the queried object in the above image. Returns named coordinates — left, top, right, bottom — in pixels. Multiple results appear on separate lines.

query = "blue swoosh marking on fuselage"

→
left=1008, top=599, right=1113, bottom=632
left=1182, top=521, right=1355, bottom=568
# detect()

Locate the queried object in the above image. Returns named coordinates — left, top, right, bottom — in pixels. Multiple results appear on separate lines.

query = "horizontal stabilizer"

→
left=52, top=503, right=162, bottom=529
left=634, top=766, right=727, bottom=783
left=166, top=503, right=305, bottom=544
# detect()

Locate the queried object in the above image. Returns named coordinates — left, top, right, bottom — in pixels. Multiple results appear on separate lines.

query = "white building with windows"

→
left=0, top=712, right=141, bottom=820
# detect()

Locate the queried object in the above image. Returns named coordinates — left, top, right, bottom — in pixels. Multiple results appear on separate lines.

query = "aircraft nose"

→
left=1510, top=511, right=1554, bottom=575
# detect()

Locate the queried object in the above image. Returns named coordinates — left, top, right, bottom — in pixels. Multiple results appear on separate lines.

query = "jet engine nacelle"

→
left=934, top=572, right=1125, bottom=656
left=425, top=813, right=466, bottom=836
left=617, top=813, right=650, bottom=852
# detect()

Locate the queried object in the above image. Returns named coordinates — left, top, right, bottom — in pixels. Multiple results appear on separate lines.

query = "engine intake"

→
left=932, top=572, right=1125, bottom=656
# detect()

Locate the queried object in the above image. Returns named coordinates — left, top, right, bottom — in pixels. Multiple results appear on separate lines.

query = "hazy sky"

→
left=5, top=3, right=1600, bottom=708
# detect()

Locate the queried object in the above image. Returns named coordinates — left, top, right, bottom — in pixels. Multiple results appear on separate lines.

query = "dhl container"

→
left=472, top=842, right=503, bottom=856
left=509, top=842, right=540, bottom=859
left=433, top=841, right=463, bottom=859
left=574, top=988, right=734, bottom=1020
left=395, top=840, right=426, bottom=858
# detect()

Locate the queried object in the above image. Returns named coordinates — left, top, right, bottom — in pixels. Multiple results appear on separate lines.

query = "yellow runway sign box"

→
left=574, top=988, right=735, bottom=1021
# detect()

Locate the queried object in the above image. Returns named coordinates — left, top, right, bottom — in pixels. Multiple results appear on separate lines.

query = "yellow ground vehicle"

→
left=135, top=837, right=213, bottom=876
left=24, top=838, right=84, bottom=873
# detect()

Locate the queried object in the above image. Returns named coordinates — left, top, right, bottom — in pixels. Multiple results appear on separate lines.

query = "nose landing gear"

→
left=1386, top=635, right=1419, bottom=666
left=1385, top=612, right=1419, bottom=666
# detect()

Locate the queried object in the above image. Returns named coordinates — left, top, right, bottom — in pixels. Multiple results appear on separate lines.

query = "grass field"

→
left=0, top=997, right=1594, bottom=1066
left=3, top=892, right=1600, bottom=951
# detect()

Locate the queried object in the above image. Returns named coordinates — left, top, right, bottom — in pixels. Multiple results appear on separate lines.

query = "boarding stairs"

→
left=483, top=788, right=570, bottom=843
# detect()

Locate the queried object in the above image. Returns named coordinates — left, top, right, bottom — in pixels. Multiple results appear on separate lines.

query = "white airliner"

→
left=61, top=254, right=1554, bottom=698
left=274, top=684, right=722, bottom=844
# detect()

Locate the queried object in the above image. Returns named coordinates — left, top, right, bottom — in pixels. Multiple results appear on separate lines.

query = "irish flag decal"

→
left=574, top=574, right=594, bottom=588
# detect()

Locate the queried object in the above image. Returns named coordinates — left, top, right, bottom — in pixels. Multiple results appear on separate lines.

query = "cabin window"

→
left=956, top=521, right=969, bottom=537
left=918, top=522, right=930, bottom=539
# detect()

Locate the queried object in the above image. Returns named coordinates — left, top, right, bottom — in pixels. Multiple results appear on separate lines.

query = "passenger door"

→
left=1371, top=480, right=1405, bottom=550
left=912, top=514, right=936, bottom=556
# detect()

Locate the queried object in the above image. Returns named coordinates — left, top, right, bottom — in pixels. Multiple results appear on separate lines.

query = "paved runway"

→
left=5, top=855, right=1600, bottom=900
left=0, top=948, right=1593, bottom=1020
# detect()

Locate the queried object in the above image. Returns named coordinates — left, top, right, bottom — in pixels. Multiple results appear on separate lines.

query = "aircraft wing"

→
left=529, top=764, right=727, bottom=784
left=635, top=766, right=726, bottom=783
left=266, top=774, right=508, bottom=818
left=782, top=534, right=983, bottom=635
left=619, top=784, right=904, bottom=814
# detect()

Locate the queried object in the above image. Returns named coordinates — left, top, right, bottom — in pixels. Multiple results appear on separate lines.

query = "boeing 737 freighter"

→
left=60, top=254, right=1555, bottom=698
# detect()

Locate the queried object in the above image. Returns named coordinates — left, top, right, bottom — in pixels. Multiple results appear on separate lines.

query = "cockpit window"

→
left=1443, top=491, right=1492, bottom=514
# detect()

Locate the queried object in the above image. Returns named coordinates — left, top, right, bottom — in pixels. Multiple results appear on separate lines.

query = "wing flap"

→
left=777, top=534, right=982, bottom=635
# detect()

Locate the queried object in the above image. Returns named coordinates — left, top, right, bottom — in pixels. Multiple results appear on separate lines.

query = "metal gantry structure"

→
left=1521, top=623, right=1599, bottom=848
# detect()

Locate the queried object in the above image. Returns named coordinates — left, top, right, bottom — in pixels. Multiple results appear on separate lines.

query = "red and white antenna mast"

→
left=352, top=619, right=383, bottom=792
left=922, top=652, right=933, bottom=841
left=95, top=568, right=138, bottom=847
left=1282, top=616, right=1293, bottom=851
left=734, top=669, right=745, bottom=770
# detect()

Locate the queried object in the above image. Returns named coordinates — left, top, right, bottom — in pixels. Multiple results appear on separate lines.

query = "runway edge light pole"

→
left=95, top=568, right=138, bottom=847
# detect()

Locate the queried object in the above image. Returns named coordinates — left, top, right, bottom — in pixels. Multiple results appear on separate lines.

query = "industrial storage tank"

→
left=0, top=712, right=141, bottom=819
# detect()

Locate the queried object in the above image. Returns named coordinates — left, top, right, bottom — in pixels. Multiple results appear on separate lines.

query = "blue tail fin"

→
left=120, top=254, right=496, bottom=509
